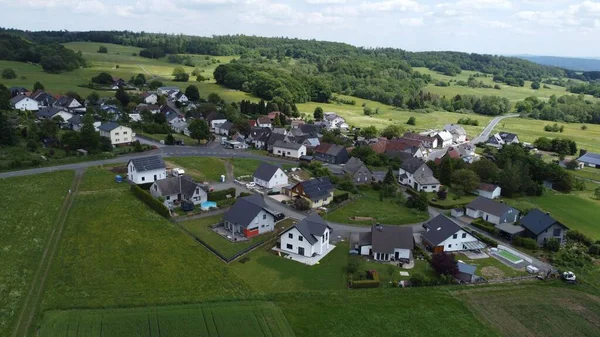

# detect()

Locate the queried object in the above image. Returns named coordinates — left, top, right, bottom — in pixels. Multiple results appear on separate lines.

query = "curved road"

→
left=470, top=114, right=519, bottom=145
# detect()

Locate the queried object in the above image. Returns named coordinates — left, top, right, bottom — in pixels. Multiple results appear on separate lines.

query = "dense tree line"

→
left=567, top=82, right=600, bottom=97
left=515, top=95, right=600, bottom=124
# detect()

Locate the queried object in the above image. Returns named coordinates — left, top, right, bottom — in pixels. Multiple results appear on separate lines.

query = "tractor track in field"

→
left=12, top=169, right=84, bottom=337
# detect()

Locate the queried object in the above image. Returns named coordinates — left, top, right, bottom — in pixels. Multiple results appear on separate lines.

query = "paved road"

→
left=471, top=114, right=519, bottom=145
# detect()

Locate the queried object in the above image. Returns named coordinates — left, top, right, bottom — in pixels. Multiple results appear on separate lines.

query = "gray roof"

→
left=422, top=215, right=463, bottom=246
left=457, top=262, right=477, bottom=275
left=219, top=121, right=234, bottom=130
left=443, top=124, right=467, bottom=136
left=223, top=194, right=273, bottom=228
left=283, top=214, right=330, bottom=245
left=519, top=209, right=567, bottom=235
left=68, top=114, right=83, bottom=125
left=412, top=165, right=440, bottom=186
left=466, top=197, right=516, bottom=217
left=400, top=157, right=426, bottom=174
left=343, top=157, right=370, bottom=176
left=577, top=152, right=600, bottom=166
left=253, top=162, right=282, bottom=181
left=297, top=177, right=334, bottom=201
left=273, top=140, right=303, bottom=150
left=129, top=156, right=166, bottom=172
left=54, top=96, right=79, bottom=108
left=371, top=225, right=413, bottom=254
left=9, top=94, right=28, bottom=105
left=98, top=122, right=121, bottom=132
left=36, top=107, right=65, bottom=119
left=500, top=132, right=518, bottom=142
left=153, top=175, right=200, bottom=197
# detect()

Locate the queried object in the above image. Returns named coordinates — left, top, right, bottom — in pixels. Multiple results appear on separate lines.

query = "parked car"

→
left=274, top=212, right=285, bottom=221
left=245, top=182, right=256, bottom=188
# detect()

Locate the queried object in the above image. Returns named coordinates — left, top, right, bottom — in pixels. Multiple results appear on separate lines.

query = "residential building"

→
left=53, top=96, right=83, bottom=111
left=141, top=92, right=158, bottom=104
left=207, top=112, right=227, bottom=130
left=272, top=141, right=306, bottom=159
left=559, top=159, right=584, bottom=170
left=398, top=157, right=440, bottom=192
left=487, top=132, right=520, bottom=148
left=8, top=86, right=29, bottom=97
left=30, top=90, right=57, bottom=107
left=215, top=121, right=234, bottom=136
left=67, top=115, right=83, bottom=132
left=98, top=122, right=134, bottom=146
left=421, top=215, right=483, bottom=253
left=174, top=92, right=188, bottom=103
left=403, top=132, right=438, bottom=149
left=280, top=214, right=331, bottom=257
left=341, top=157, right=372, bottom=184
left=475, top=183, right=502, bottom=199
left=465, top=196, right=519, bottom=226
left=253, top=162, right=288, bottom=189
left=247, top=127, right=272, bottom=149
left=150, top=175, right=207, bottom=207
left=157, top=86, right=179, bottom=96
left=289, top=177, right=334, bottom=209
left=321, top=112, right=349, bottom=131
left=127, top=156, right=167, bottom=184
left=357, top=225, right=414, bottom=262
left=577, top=151, right=600, bottom=168
left=313, top=143, right=349, bottom=164
left=434, top=131, right=454, bottom=148
left=443, top=124, right=467, bottom=143
left=518, top=209, right=569, bottom=246
left=36, top=107, right=72, bottom=122
left=10, top=95, right=39, bottom=111
left=257, top=116, right=272, bottom=128
left=384, top=138, right=426, bottom=159
left=223, top=194, right=276, bottom=238
left=136, top=104, right=160, bottom=114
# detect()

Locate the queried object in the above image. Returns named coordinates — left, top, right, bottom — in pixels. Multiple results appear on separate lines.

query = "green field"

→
left=78, top=166, right=125, bottom=192
left=570, top=167, right=600, bottom=182
left=40, top=301, right=295, bottom=337
left=0, top=171, right=74, bottom=337
left=165, top=157, right=227, bottom=182
left=230, top=158, right=295, bottom=179
left=326, top=189, right=428, bottom=225
left=42, top=170, right=250, bottom=310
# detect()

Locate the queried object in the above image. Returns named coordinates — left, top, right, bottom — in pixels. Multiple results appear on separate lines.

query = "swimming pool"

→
left=497, top=249, right=524, bottom=264
left=201, top=201, right=217, bottom=210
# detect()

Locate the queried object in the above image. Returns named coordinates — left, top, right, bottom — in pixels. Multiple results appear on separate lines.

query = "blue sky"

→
left=1, top=0, right=600, bottom=57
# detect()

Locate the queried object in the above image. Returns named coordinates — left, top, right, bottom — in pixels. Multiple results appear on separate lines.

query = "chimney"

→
left=546, top=212, right=550, bottom=216
left=580, top=149, right=587, bottom=157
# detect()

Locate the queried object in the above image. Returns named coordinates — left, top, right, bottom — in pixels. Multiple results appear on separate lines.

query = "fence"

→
left=483, top=275, right=538, bottom=284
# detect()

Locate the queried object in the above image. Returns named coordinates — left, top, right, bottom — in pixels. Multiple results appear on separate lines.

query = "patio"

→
left=272, top=244, right=336, bottom=266
left=211, top=223, right=249, bottom=242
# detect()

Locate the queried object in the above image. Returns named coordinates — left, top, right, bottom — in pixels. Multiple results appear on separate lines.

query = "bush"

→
left=431, top=253, right=458, bottom=276
left=351, top=270, right=380, bottom=289
left=588, top=244, right=600, bottom=256
left=513, top=236, right=538, bottom=250
left=239, top=192, right=252, bottom=198
left=471, top=219, right=498, bottom=235
left=207, top=187, right=237, bottom=201
left=544, top=238, right=561, bottom=252
left=347, top=256, right=363, bottom=275
left=566, top=230, right=593, bottom=247
left=131, top=185, right=170, bottom=218
left=409, top=273, right=430, bottom=287
left=2, top=68, right=17, bottom=79
left=333, top=192, right=349, bottom=203
left=413, top=245, right=432, bottom=262
left=294, top=198, right=310, bottom=211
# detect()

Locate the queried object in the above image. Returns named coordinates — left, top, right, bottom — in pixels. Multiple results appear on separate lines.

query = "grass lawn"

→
left=454, top=254, right=527, bottom=279
left=135, top=130, right=197, bottom=145
left=230, top=158, right=294, bottom=179
left=0, top=171, right=74, bottom=337
left=40, top=301, right=295, bottom=337
left=42, top=177, right=250, bottom=310
left=429, top=192, right=476, bottom=208
left=230, top=244, right=348, bottom=293
left=326, top=189, right=428, bottom=225
left=165, top=157, right=226, bottom=182
left=363, top=259, right=437, bottom=286
left=79, top=166, right=127, bottom=192
left=570, top=166, right=600, bottom=182
left=179, top=215, right=296, bottom=259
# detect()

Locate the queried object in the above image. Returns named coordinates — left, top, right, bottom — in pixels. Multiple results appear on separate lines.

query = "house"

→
left=170, top=118, right=189, bottom=136
left=8, top=86, right=29, bottom=97
left=384, top=138, right=426, bottom=159
left=294, top=134, right=320, bottom=149
left=174, top=92, right=189, bottom=103
left=279, top=214, right=331, bottom=257
left=341, top=157, right=372, bottom=184
left=321, top=112, right=348, bottom=131
left=267, top=133, right=289, bottom=152
left=36, top=107, right=72, bottom=122
left=487, top=132, right=519, bottom=148
left=207, top=112, right=228, bottom=130
left=421, top=215, right=483, bottom=253
left=257, top=116, right=272, bottom=128
left=456, top=262, right=478, bottom=283
left=30, top=90, right=56, bottom=107
left=247, top=127, right=272, bottom=149
left=398, top=157, right=440, bottom=192
left=434, top=131, right=454, bottom=148
left=67, top=115, right=84, bottom=132
left=443, top=124, right=467, bottom=143
left=136, top=104, right=160, bottom=114
left=475, top=183, right=502, bottom=199
left=10, top=95, right=39, bottom=111
left=53, top=96, right=83, bottom=111
left=127, top=155, right=167, bottom=184
left=272, top=127, right=287, bottom=135
left=253, top=162, right=288, bottom=189
left=577, top=151, right=600, bottom=168
left=518, top=209, right=569, bottom=246
left=157, top=86, right=179, bottom=96
left=313, top=143, right=349, bottom=164
left=291, top=120, right=305, bottom=129
left=98, top=122, right=134, bottom=146
left=559, top=159, right=584, bottom=170
left=403, top=132, right=438, bottom=149
left=141, top=92, right=158, bottom=104
left=465, top=196, right=519, bottom=226
left=222, top=194, right=276, bottom=238
left=272, top=141, right=306, bottom=159
left=289, top=177, right=334, bottom=209
left=150, top=175, right=207, bottom=207
left=357, top=224, right=414, bottom=262
left=215, top=121, right=234, bottom=136
left=299, top=124, right=321, bottom=135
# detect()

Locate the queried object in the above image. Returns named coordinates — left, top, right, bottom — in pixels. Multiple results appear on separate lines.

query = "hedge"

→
left=566, top=230, right=593, bottom=247
left=429, top=201, right=470, bottom=210
left=333, top=192, right=349, bottom=203
left=131, top=185, right=170, bottom=218
left=208, top=187, right=237, bottom=201
left=513, top=236, right=538, bottom=250
left=413, top=245, right=432, bottom=262
left=471, top=219, right=498, bottom=235
left=466, top=229, right=498, bottom=247
left=351, top=270, right=380, bottom=289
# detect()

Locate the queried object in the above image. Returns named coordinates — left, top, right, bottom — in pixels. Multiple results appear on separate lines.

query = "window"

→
left=288, top=233, right=293, bottom=239
left=261, top=225, right=265, bottom=228
left=116, top=139, right=119, bottom=142
left=462, top=233, right=467, bottom=239
left=141, top=177, right=145, bottom=182
left=299, top=236, right=303, bottom=241
left=553, top=228, right=562, bottom=236
left=115, top=132, right=119, bottom=135
left=124, top=131, right=128, bottom=134
left=452, top=234, right=458, bottom=239
left=448, top=244, right=452, bottom=248
left=263, top=214, right=266, bottom=220
left=286, top=244, right=293, bottom=250
left=287, top=151, right=291, bottom=155
left=166, top=196, right=170, bottom=200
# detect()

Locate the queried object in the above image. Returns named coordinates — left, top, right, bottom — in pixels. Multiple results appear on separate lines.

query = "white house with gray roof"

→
left=127, top=155, right=167, bottom=184
left=98, top=122, right=134, bottom=146
left=466, top=196, right=519, bottom=226
left=357, top=224, right=414, bottom=262
left=272, top=141, right=306, bottom=159
left=422, top=215, right=483, bottom=253
left=577, top=151, right=600, bottom=168
left=252, top=162, right=288, bottom=189
left=150, top=175, right=207, bottom=207
left=10, top=95, right=39, bottom=111
left=279, top=214, right=331, bottom=258
left=398, top=157, right=440, bottom=192
left=223, top=194, right=276, bottom=238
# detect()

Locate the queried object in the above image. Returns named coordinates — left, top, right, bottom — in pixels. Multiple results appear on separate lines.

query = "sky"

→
left=1, top=0, right=600, bottom=57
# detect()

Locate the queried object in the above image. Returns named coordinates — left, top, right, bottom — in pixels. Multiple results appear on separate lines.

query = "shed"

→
left=451, top=208, right=464, bottom=218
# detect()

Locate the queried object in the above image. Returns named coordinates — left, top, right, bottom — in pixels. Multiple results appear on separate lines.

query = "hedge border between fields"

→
left=131, top=185, right=170, bottom=218
left=350, top=270, right=381, bottom=289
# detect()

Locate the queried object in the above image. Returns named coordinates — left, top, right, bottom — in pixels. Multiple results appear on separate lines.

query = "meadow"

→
left=0, top=171, right=74, bottom=337
left=165, top=157, right=227, bottom=182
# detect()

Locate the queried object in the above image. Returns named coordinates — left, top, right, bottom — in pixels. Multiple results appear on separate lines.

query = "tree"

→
left=115, top=87, right=130, bottom=106
left=80, top=113, right=100, bottom=152
left=438, top=156, right=454, bottom=186
left=294, top=198, right=310, bottom=211
left=61, top=131, right=80, bottom=151
left=0, top=111, right=17, bottom=146
left=207, top=93, right=222, bottom=104
left=595, top=186, right=600, bottom=199
left=86, top=92, right=100, bottom=106
left=133, top=73, right=146, bottom=86
left=469, top=159, right=499, bottom=183
left=406, top=192, right=428, bottom=211
left=407, top=116, right=416, bottom=125
left=314, top=107, right=324, bottom=120
left=581, top=125, right=588, bottom=130
left=172, top=67, right=189, bottom=82
left=1, top=68, right=17, bottom=79
left=33, top=81, right=44, bottom=91
left=188, top=119, right=210, bottom=144
left=0, top=84, right=10, bottom=110
left=531, top=81, right=540, bottom=90
left=381, top=125, right=404, bottom=139
left=165, top=133, right=175, bottom=145
left=91, top=72, right=113, bottom=85
left=39, top=118, right=58, bottom=139
left=451, top=169, right=481, bottom=195
left=185, top=85, right=200, bottom=102
left=431, top=253, right=458, bottom=276
left=347, top=256, right=363, bottom=275
left=360, top=125, right=378, bottom=139
left=148, top=80, right=163, bottom=90
left=97, top=46, right=108, bottom=53
left=383, top=167, right=396, bottom=186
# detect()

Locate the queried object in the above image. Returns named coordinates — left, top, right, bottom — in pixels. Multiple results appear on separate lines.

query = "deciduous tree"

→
left=188, top=119, right=210, bottom=144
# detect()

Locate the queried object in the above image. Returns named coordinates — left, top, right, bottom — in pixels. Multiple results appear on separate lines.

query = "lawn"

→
left=428, top=192, right=476, bottom=208
left=0, top=171, right=74, bottom=337
left=39, top=301, right=295, bottom=337
left=326, top=189, right=428, bottom=225
left=135, top=130, right=197, bottom=145
left=454, top=254, right=527, bottom=279
left=570, top=166, right=600, bottom=182
left=363, top=259, right=437, bottom=286
left=457, top=285, right=600, bottom=337
left=230, top=158, right=294, bottom=179
left=79, top=166, right=127, bottom=192
left=230, top=245, right=348, bottom=293
left=179, top=215, right=296, bottom=259
left=41, top=177, right=250, bottom=310
left=165, top=157, right=227, bottom=182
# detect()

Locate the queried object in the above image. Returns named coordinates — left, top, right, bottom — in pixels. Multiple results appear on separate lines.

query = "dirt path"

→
left=137, top=64, right=161, bottom=80
left=12, top=170, right=84, bottom=337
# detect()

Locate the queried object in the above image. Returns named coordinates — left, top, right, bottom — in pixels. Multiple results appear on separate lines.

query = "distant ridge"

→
left=515, top=55, right=600, bottom=72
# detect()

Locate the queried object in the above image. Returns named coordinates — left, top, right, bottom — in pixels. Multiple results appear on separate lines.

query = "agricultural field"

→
left=570, top=166, right=600, bottom=182
left=0, top=171, right=74, bottom=337
left=79, top=165, right=126, bottom=192
left=40, top=301, right=295, bottom=337
left=42, top=170, right=250, bottom=310
left=326, top=189, right=428, bottom=225
left=165, top=157, right=227, bottom=182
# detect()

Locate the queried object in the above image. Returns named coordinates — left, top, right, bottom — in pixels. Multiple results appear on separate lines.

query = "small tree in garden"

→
left=294, top=198, right=310, bottom=211
left=437, top=186, right=448, bottom=200
left=347, top=256, right=363, bottom=275
left=431, top=253, right=458, bottom=276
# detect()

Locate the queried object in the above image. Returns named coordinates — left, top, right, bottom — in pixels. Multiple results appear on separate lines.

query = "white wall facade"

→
left=273, top=145, right=307, bottom=159
left=127, top=163, right=166, bottom=184
left=438, top=230, right=476, bottom=252
left=280, top=227, right=330, bottom=257
left=14, top=98, right=39, bottom=111
left=477, top=187, right=501, bottom=199
left=466, top=208, right=501, bottom=225
left=373, top=248, right=410, bottom=261
left=211, top=119, right=227, bottom=129
left=101, top=126, right=133, bottom=145
left=359, top=244, right=372, bottom=256
left=254, top=168, right=288, bottom=189
left=144, top=94, right=158, bottom=104
left=246, top=209, right=275, bottom=234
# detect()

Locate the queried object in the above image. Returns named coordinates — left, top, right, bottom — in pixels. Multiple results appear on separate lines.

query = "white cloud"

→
left=74, top=0, right=105, bottom=13
left=305, top=0, right=347, bottom=4
left=398, top=17, right=424, bottom=27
